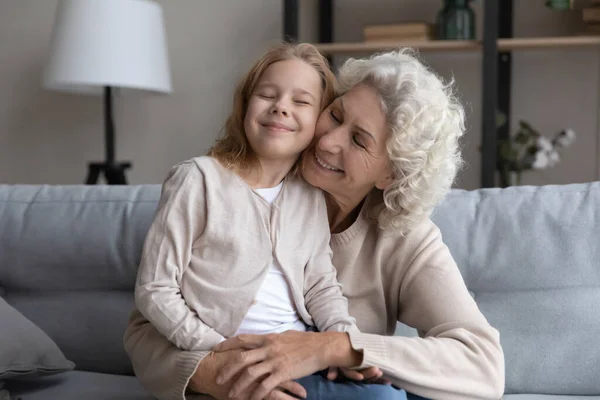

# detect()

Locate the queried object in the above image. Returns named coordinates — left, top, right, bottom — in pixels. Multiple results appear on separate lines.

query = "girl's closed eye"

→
left=258, top=93, right=275, bottom=100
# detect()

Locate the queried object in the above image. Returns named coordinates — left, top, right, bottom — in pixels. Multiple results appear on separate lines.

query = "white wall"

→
left=0, top=0, right=285, bottom=184
left=0, top=0, right=598, bottom=189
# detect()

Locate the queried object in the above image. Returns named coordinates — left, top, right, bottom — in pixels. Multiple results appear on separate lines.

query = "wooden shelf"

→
left=502, top=35, right=600, bottom=50
left=314, top=36, right=600, bottom=55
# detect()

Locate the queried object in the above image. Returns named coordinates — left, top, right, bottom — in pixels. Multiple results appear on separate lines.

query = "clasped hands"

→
left=191, top=330, right=389, bottom=400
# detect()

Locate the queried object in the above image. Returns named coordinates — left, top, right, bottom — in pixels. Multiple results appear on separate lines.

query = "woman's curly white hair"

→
left=337, top=48, right=465, bottom=235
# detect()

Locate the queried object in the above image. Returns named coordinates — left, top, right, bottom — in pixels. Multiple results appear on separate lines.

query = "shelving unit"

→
left=313, top=36, right=600, bottom=55
left=283, top=0, right=600, bottom=188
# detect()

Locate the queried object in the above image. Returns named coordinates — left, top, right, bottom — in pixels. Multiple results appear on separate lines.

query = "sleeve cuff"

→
left=347, top=330, right=389, bottom=370
left=325, top=320, right=358, bottom=333
left=172, top=350, right=210, bottom=400
left=194, top=330, right=225, bottom=351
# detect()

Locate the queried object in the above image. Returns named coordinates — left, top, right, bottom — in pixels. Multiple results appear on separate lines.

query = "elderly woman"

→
left=124, top=48, right=504, bottom=400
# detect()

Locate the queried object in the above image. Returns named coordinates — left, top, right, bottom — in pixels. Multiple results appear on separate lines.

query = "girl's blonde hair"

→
left=209, top=43, right=336, bottom=174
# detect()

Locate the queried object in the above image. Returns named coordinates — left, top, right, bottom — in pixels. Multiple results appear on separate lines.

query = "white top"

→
left=234, top=181, right=307, bottom=336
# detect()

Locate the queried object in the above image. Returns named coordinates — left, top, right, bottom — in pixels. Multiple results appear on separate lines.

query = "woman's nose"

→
left=317, top=127, right=344, bottom=153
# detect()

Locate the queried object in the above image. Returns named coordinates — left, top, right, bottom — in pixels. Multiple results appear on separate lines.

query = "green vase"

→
left=545, top=0, right=572, bottom=10
left=437, top=0, right=475, bottom=40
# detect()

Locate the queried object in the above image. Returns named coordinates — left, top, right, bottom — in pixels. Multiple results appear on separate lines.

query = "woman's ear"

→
left=375, top=175, right=393, bottom=190
left=375, top=166, right=394, bottom=190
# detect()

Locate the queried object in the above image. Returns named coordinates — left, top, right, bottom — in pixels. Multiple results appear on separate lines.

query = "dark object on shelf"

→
left=495, top=0, right=513, bottom=187
left=481, top=0, right=498, bottom=187
left=583, top=4, right=600, bottom=35
left=283, top=0, right=299, bottom=42
left=546, top=0, right=573, bottom=10
left=436, top=0, right=476, bottom=40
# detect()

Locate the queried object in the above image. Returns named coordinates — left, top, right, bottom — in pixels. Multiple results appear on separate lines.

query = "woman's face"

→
left=301, top=84, right=392, bottom=203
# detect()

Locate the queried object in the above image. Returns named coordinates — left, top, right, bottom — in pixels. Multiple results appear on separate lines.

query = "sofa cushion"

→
left=0, top=297, right=74, bottom=380
left=431, top=182, right=600, bottom=395
left=504, top=396, right=600, bottom=399
left=0, top=185, right=160, bottom=375
left=5, top=291, right=135, bottom=376
left=4, top=370, right=154, bottom=400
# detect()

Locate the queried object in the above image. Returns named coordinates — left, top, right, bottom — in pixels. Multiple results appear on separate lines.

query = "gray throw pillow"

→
left=0, top=297, right=74, bottom=379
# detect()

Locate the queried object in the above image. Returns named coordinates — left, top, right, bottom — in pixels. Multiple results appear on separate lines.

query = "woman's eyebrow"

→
left=339, top=97, right=376, bottom=143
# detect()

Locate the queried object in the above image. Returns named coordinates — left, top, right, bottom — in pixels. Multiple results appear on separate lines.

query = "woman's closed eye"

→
left=329, top=110, right=365, bottom=148
left=352, top=134, right=365, bottom=148
left=329, top=109, right=341, bottom=124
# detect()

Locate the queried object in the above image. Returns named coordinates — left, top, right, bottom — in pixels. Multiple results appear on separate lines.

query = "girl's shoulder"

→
left=168, top=156, right=235, bottom=180
left=282, top=174, right=325, bottom=203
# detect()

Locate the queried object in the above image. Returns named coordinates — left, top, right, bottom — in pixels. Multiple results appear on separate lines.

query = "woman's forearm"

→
left=188, top=353, right=216, bottom=394
left=346, top=327, right=504, bottom=400
left=123, top=307, right=208, bottom=400
left=323, top=331, right=363, bottom=368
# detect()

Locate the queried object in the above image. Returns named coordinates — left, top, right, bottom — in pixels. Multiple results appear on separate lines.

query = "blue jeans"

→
left=295, top=373, right=431, bottom=400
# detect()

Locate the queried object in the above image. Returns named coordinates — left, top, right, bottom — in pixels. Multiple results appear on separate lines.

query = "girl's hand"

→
left=213, top=330, right=362, bottom=400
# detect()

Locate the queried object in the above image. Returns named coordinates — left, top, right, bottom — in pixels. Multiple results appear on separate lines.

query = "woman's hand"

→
left=188, top=351, right=232, bottom=399
left=188, top=350, right=306, bottom=400
left=213, top=330, right=362, bottom=400
left=327, top=366, right=378, bottom=382
left=326, top=366, right=391, bottom=385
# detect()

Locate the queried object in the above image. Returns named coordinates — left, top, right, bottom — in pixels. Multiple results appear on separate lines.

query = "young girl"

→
left=134, top=43, right=398, bottom=398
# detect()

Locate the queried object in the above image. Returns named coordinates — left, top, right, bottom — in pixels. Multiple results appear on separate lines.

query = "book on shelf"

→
left=583, top=7, right=600, bottom=23
left=363, top=22, right=434, bottom=42
left=587, top=23, right=600, bottom=34
left=364, top=34, right=431, bottom=42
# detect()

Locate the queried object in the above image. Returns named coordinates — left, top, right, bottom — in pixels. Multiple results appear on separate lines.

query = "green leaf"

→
left=496, top=110, right=507, bottom=129
left=520, top=120, right=542, bottom=137
left=514, top=132, right=529, bottom=144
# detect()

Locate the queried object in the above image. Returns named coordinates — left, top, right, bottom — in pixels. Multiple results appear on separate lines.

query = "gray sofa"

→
left=0, top=182, right=598, bottom=400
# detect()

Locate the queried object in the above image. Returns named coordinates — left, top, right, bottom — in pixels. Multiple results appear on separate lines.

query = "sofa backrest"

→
left=0, top=185, right=161, bottom=375
left=431, top=181, right=600, bottom=395
left=1, top=182, right=599, bottom=393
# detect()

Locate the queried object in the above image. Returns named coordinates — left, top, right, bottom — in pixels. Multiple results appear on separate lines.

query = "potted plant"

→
left=498, top=121, right=576, bottom=186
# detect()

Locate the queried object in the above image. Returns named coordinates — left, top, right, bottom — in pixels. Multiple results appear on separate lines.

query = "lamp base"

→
left=85, top=162, right=132, bottom=185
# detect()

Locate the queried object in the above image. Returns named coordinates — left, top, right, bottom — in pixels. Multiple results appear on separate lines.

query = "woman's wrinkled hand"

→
left=326, top=366, right=391, bottom=385
left=213, top=330, right=361, bottom=400
left=188, top=349, right=306, bottom=400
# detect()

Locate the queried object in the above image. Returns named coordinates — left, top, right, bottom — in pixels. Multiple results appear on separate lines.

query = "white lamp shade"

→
left=43, top=0, right=172, bottom=95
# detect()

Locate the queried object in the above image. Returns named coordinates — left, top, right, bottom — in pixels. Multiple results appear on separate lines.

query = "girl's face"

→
left=301, top=84, right=392, bottom=203
left=244, top=59, right=322, bottom=166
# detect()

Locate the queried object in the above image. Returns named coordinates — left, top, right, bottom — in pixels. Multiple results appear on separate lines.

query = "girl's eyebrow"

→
left=293, top=88, right=316, bottom=101
left=255, top=82, right=277, bottom=90
left=257, top=82, right=317, bottom=102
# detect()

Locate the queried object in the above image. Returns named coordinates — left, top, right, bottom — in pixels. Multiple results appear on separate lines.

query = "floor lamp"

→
left=43, top=0, right=172, bottom=184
